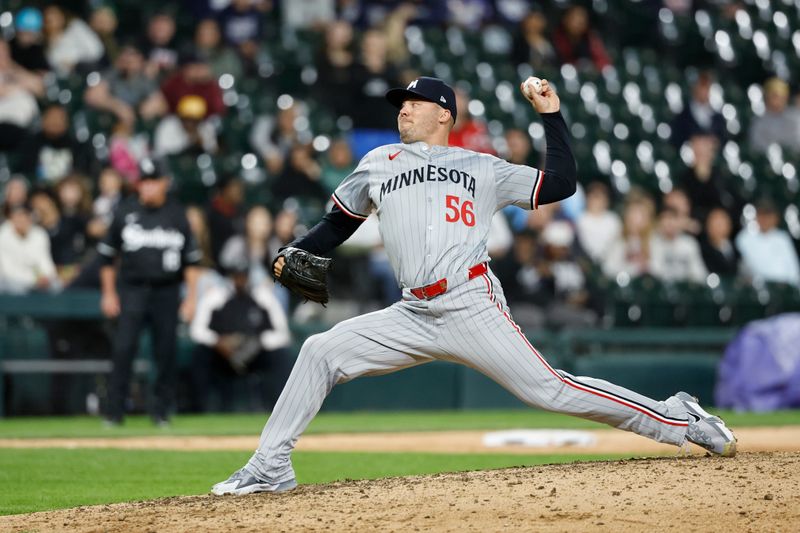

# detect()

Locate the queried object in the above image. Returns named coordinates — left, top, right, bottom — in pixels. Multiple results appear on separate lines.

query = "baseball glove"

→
left=274, top=247, right=333, bottom=305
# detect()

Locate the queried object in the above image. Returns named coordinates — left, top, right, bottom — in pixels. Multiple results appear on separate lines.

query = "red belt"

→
left=410, top=263, right=488, bottom=300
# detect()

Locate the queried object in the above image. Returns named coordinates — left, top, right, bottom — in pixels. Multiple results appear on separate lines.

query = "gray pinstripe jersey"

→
left=243, top=143, right=694, bottom=486
left=332, top=142, right=545, bottom=288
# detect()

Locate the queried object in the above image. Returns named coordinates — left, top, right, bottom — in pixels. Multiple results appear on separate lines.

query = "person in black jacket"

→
left=97, top=159, right=201, bottom=425
left=189, top=245, right=292, bottom=412
left=670, top=71, right=726, bottom=148
left=18, top=104, right=92, bottom=183
left=699, top=207, right=739, bottom=278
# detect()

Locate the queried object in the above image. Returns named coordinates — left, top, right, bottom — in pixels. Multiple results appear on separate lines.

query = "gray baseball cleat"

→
left=211, top=468, right=297, bottom=496
left=676, top=391, right=737, bottom=457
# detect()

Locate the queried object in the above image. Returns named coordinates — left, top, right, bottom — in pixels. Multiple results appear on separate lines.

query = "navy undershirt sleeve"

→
left=287, top=205, right=364, bottom=255
left=537, top=111, right=578, bottom=205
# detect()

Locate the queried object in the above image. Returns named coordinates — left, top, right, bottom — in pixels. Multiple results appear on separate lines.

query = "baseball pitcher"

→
left=212, top=76, right=736, bottom=495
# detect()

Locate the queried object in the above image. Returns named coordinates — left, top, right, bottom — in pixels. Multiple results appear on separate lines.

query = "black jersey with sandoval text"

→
left=98, top=198, right=201, bottom=284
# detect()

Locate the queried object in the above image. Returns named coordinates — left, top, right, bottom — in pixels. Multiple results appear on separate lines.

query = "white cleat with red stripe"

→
left=675, top=392, right=737, bottom=457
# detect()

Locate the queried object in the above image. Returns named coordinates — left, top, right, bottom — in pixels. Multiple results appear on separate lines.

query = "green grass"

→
left=0, top=448, right=633, bottom=516
left=0, top=409, right=797, bottom=439
left=0, top=409, right=797, bottom=516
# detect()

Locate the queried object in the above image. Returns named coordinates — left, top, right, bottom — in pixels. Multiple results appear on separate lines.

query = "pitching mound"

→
left=3, top=451, right=798, bottom=532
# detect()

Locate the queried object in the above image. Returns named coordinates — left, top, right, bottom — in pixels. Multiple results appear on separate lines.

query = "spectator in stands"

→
left=160, top=51, right=225, bottom=118
left=195, top=18, right=243, bottom=80
left=348, top=29, right=402, bottom=131
left=84, top=43, right=167, bottom=128
left=748, top=77, right=800, bottom=155
left=29, top=188, right=83, bottom=284
left=108, top=120, right=149, bottom=183
left=217, top=0, right=264, bottom=70
left=242, top=205, right=275, bottom=287
left=268, top=207, right=298, bottom=261
left=1, top=177, right=29, bottom=219
left=383, top=3, right=417, bottom=68
left=491, top=228, right=547, bottom=329
left=650, top=207, right=708, bottom=284
left=0, top=37, right=45, bottom=98
left=0, top=204, right=58, bottom=293
left=186, top=205, right=218, bottom=304
left=314, top=20, right=355, bottom=118
left=663, top=187, right=701, bottom=236
left=206, top=176, right=245, bottom=264
left=670, top=71, right=726, bottom=148
left=141, top=11, right=179, bottom=79
left=700, top=207, right=739, bottom=278
left=282, top=0, right=335, bottom=30
left=153, top=94, right=219, bottom=157
left=92, top=167, right=125, bottom=229
left=19, top=104, right=91, bottom=184
left=56, top=174, right=93, bottom=240
left=213, top=205, right=287, bottom=308
left=446, top=0, right=493, bottom=30
left=273, top=143, right=326, bottom=207
left=511, top=7, right=557, bottom=70
left=189, top=243, right=291, bottom=412
left=267, top=206, right=300, bottom=311
left=552, top=5, right=611, bottom=71
left=89, top=5, right=120, bottom=66
left=0, top=40, right=42, bottom=150
left=42, top=5, right=104, bottom=76
left=576, top=181, right=622, bottom=265
left=448, top=87, right=495, bottom=154
left=504, top=128, right=538, bottom=166
left=250, top=99, right=306, bottom=175
left=678, top=134, right=739, bottom=224
left=494, top=0, right=531, bottom=24
left=185, top=208, right=218, bottom=293
left=186, top=205, right=216, bottom=272
left=602, top=191, right=656, bottom=279
left=320, top=138, right=356, bottom=194
left=352, top=0, right=447, bottom=28
left=539, top=220, right=598, bottom=328
left=9, top=7, right=49, bottom=74
left=736, top=199, right=800, bottom=286
left=264, top=204, right=303, bottom=311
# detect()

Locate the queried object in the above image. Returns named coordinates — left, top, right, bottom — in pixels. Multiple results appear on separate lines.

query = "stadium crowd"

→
left=1, top=0, right=800, bottom=338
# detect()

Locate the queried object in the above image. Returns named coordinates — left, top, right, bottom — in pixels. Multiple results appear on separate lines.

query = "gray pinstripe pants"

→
left=247, top=270, right=689, bottom=483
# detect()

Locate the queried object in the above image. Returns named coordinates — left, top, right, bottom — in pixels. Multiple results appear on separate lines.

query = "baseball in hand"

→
left=522, top=77, right=543, bottom=98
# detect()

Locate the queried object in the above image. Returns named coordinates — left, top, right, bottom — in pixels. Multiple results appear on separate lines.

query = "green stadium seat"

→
left=167, top=154, right=214, bottom=205
left=731, top=284, right=769, bottom=325
left=220, top=114, right=253, bottom=154
left=765, top=282, right=800, bottom=315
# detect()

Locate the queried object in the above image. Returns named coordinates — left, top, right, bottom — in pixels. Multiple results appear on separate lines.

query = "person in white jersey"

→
left=212, top=76, right=737, bottom=496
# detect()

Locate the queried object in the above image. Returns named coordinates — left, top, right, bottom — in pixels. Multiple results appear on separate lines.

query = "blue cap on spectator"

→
left=386, top=77, right=457, bottom=123
left=15, top=8, right=43, bottom=32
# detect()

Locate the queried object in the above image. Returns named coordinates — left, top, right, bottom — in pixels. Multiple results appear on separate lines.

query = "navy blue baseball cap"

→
left=386, top=77, right=457, bottom=123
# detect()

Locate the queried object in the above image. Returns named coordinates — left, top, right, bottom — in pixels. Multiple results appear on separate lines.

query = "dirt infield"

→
left=2, top=451, right=798, bottom=532
left=0, top=425, right=798, bottom=455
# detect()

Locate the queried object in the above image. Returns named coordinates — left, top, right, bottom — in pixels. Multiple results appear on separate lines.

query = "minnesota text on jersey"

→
left=379, top=163, right=477, bottom=201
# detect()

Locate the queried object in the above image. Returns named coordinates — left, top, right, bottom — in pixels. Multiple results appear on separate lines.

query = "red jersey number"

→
left=445, top=195, right=476, bottom=227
